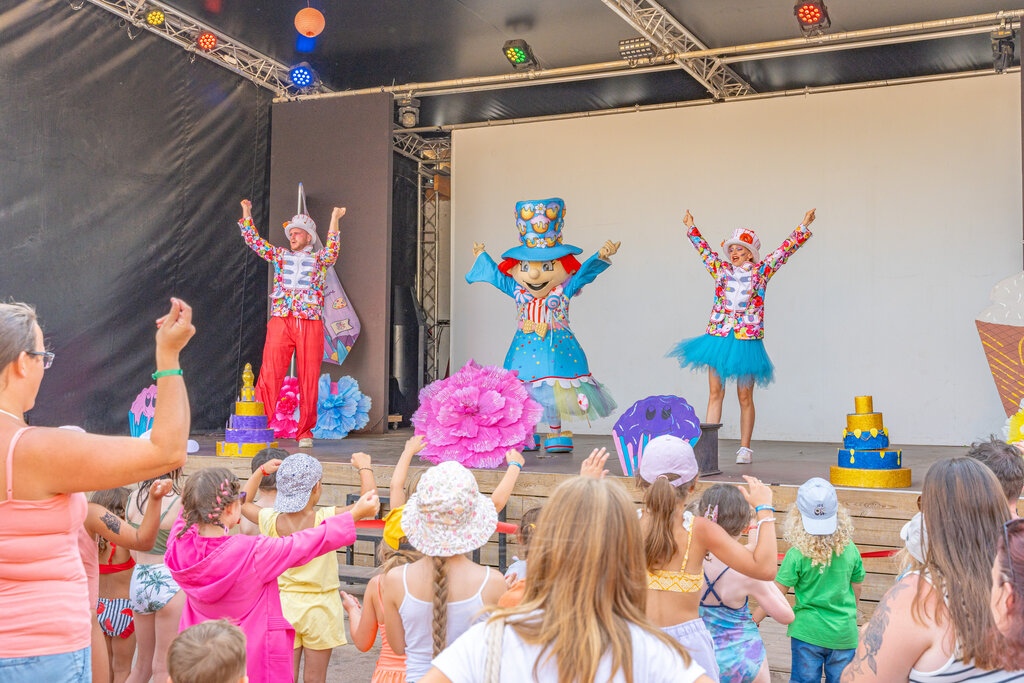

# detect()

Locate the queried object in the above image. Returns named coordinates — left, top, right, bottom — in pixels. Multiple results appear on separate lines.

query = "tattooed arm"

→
left=841, top=575, right=937, bottom=682
left=85, top=479, right=171, bottom=551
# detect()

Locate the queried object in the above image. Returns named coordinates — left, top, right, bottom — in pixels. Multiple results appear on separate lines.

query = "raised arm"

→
left=238, top=199, right=284, bottom=264
left=20, top=299, right=193, bottom=497
left=561, top=246, right=615, bottom=299
left=696, top=477, right=777, bottom=580
left=465, top=247, right=518, bottom=298
left=389, top=434, right=426, bottom=508
left=317, top=206, right=345, bottom=269
left=759, top=208, right=815, bottom=281
left=331, top=452, right=377, bottom=514
left=241, top=458, right=282, bottom=524
left=490, top=449, right=524, bottom=513
left=683, top=210, right=724, bottom=277
left=86, top=479, right=173, bottom=551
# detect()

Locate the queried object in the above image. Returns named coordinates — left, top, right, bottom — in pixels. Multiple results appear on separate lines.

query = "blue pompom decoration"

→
left=312, top=374, right=371, bottom=439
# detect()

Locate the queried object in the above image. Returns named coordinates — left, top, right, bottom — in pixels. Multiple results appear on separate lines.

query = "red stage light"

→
left=197, top=31, right=217, bottom=51
left=794, top=1, right=830, bottom=34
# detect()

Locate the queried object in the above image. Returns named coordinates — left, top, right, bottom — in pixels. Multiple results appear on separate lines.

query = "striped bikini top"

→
left=647, top=511, right=704, bottom=593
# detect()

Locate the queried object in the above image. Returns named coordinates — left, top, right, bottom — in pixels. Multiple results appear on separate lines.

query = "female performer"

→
left=670, top=209, right=815, bottom=464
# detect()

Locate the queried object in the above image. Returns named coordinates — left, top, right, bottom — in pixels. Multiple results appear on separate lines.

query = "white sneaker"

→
left=298, top=438, right=313, bottom=448
left=735, top=447, right=753, bottom=464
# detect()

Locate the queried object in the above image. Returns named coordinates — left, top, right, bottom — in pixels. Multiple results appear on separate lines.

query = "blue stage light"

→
left=289, top=64, right=315, bottom=88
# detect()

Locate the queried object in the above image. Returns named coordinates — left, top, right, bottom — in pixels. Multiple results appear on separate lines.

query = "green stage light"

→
left=503, top=39, right=537, bottom=71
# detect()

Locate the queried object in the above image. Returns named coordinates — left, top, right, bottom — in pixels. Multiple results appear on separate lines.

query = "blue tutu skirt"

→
left=668, top=334, right=774, bottom=387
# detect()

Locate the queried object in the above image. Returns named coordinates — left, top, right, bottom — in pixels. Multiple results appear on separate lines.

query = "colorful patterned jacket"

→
left=239, top=217, right=340, bottom=320
left=687, top=223, right=811, bottom=340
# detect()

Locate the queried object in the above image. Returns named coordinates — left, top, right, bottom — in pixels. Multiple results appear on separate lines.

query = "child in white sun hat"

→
left=772, top=477, right=864, bottom=683
left=669, top=208, right=817, bottom=464
left=379, top=461, right=508, bottom=683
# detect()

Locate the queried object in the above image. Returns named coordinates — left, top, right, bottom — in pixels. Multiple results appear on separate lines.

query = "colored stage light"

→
left=294, top=7, right=325, bottom=38
left=196, top=31, right=217, bottom=51
left=289, top=62, right=319, bottom=89
left=145, top=9, right=164, bottom=26
left=502, top=39, right=538, bottom=70
left=794, top=1, right=830, bottom=35
left=618, top=37, right=657, bottom=60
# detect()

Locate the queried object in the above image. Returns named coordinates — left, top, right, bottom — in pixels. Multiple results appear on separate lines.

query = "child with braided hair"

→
left=165, top=467, right=379, bottom=683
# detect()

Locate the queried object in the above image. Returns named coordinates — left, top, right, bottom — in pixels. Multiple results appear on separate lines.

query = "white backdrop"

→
left=450, top=75, right=1022, bottom=445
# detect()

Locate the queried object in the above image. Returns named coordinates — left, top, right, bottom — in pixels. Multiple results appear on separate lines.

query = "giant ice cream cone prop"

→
left=976, top=272, right=1024, bottom=417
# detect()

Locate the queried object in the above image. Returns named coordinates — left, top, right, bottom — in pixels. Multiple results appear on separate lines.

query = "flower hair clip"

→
left=704, top=504, right=719, bottom=523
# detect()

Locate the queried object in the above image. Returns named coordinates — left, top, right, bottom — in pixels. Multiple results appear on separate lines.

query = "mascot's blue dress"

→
left=466, top=198, right=616, bottom=453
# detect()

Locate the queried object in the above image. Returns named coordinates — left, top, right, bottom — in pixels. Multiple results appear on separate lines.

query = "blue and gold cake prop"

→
left=216, top=363, right=279, bottom=458
left=829, top=396, right=911, bottom=488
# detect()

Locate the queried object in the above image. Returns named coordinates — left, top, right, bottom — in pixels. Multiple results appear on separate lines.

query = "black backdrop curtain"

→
left=0, top=0, right=272, bottom=432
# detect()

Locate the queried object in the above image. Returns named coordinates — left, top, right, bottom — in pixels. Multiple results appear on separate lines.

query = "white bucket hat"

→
left=401, top=461, right=498, bottom=557
left=721, top=228, right=761, bottom=262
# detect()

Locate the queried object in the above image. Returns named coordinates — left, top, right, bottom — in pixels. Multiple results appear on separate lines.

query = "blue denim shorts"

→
left=0, top=647, right=91, bottom=682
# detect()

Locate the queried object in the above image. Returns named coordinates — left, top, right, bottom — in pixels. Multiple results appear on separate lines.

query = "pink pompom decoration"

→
left=268, top=375, right=300, bottom=439
left=412, top=360, right=542, bottom=469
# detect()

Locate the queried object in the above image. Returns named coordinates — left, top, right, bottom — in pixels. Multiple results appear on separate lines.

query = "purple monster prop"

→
left=612, top=395, right=701, bottom=477
left=129, top=384, right=157, bottom=437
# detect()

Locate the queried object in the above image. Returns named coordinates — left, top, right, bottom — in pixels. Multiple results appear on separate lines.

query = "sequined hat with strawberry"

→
left=501, top=198, right=583, bottom=262
left=721, top=228, right=761, bottom=263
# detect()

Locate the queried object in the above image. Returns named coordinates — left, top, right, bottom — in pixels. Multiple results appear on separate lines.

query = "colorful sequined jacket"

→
left=687, top=223, right=811, bottom=340
left=239, top=217, right=340, bottom=320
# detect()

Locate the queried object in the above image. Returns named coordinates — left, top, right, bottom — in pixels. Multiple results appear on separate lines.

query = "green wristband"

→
left=152, top=368, right=184, bottom=380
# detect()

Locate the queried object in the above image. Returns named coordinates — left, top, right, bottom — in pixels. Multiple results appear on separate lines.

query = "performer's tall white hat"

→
left=283, top=183, right=323, bottom=248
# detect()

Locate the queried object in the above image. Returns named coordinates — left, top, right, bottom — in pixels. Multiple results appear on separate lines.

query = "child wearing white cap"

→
left=770, top=477, right=864, bottom=683
left=668, top=208, right=816, bottom=464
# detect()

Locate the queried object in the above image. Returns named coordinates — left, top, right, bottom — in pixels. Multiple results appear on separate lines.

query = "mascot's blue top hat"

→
left=501, top=198, right=583, bottom=262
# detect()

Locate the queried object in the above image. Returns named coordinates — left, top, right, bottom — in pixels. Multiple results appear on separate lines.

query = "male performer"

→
left=238, top=198, right=345, bottom=447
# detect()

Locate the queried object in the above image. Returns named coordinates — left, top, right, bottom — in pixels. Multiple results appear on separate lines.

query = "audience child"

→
left=86, top=482, right=170, bottom=683
left=992, top=517, right=1024, bottom=645
left=967, top=436, right=1024, bottom=518
left=497, top=506, right=541, bottom=609
left=698, top=484, right=794, bottom=683
left=0, top=299, right=192, bottom=682
left=380, top=461, right=508, bottom=683
left=168, top=620, right=248, bottom=683
left=238, top=447, right=287, bottom=535
left=773, top=477, right=862, bottom=683
left=385, top=434, right=524, bottom=557
left=636, top=435, right=779, bottom=682
left=126, top=472, right=185, bottom=683
left=342, top=542, right=424, bottom=683
left=239, top=452, right=375, bottom=683
left=165, top=466, right=379, bottom=683
left=843, top=457, right=1024, bottom=681
left=423, top=476, right=712, bottom=683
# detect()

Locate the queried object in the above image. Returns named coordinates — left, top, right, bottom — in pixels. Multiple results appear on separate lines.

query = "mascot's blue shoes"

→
left=543, top=432, right=573, bottom=453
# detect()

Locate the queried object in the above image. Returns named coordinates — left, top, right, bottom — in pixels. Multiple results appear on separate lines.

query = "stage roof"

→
left=161, top=0, right=1020, bottom=127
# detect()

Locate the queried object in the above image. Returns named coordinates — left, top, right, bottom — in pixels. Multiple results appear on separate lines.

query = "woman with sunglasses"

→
left=842, top=458, right=1024, bottom=682
left=0, top=299, right=194, bottom=683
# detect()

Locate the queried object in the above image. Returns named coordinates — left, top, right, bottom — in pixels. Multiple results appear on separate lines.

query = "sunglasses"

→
left=25, top=350, right=54, bottom=369
left=1002, top=518, right=1024, bottom=585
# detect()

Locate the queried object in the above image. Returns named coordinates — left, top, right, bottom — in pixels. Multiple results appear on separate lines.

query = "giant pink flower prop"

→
left=268, top=376, right=300, bottom=439
left=413, top=360, right=542, bottom=468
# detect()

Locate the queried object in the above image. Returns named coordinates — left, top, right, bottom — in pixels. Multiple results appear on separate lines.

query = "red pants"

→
left=256, top=316, right=324, bottom=441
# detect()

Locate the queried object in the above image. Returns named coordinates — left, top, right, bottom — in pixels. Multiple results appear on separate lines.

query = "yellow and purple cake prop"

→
left=216, top=363, right=279, bottom=458
left=829, top=396, right=911, bottom=488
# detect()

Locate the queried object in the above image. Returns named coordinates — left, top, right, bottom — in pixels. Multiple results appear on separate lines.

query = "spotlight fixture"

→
left=288, top=62, right=320, bottom=90
left=145, top=8, right=165, bottom=26
left=502, top=39, right=538, bottom=70
left=794, top=1, right=830, bottom=35
left=993, top=28, right=1016, bottom=74
left=196, top=31, right=218, bottom=51
left=618, top=37, right=657, bottom=60
left=396, top=95, right=421, bottom=128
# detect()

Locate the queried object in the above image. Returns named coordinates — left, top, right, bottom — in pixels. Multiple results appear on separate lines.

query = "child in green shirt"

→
left=774, top=477, right=864, bottom=683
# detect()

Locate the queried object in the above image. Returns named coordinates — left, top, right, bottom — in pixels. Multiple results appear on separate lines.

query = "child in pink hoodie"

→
left=165, top=466, right=379, bottom=683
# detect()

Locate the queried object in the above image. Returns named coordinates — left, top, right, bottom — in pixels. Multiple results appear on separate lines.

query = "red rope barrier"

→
left=776, top=548, right=899, bottom=560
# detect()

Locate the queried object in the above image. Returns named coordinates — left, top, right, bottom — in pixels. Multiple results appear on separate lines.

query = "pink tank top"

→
left=0, top=427, right=91, bottom=657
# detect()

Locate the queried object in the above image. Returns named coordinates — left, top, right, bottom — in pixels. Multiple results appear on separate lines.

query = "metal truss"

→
left=417, top=173, right=443, bottom=383
left=601, top=0, right=754, bottom=99
left=394, top=132, right=451, bottom=164
left=76, top=0, right=330, bottom=96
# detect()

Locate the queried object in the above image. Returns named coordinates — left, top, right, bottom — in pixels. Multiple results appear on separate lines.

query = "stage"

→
left=187, top=427, right=964, bottom=489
